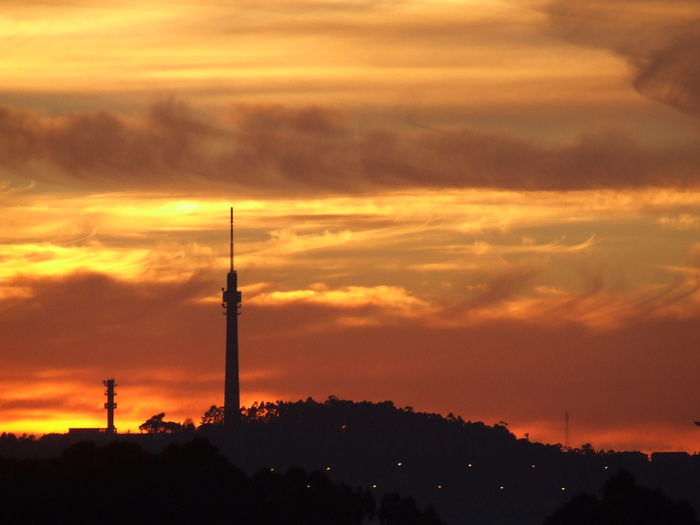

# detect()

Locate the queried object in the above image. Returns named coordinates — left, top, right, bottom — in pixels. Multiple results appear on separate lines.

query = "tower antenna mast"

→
left=230, top=206, right=233, bottom=271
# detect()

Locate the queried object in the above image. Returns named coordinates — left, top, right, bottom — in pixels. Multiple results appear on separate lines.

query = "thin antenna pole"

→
left=565, top=410, right=570, bottom=449
left=230, top=207, right=234, bottom=272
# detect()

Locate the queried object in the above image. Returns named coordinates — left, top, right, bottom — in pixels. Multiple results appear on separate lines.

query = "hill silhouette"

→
left=200, top=397, right=700, bottom=524
left=1, top=397, right=698, bottom=525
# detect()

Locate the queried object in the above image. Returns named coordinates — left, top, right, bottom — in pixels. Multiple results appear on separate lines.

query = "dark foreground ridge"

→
left=2, top=397, right=698, bottom=525
left=544, top=468, right=698, bottom=525
left=0, top=438, right=443, bottom=525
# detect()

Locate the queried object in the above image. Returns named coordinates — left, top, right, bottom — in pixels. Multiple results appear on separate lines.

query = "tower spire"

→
left=230, top=207, right=234, bottom=272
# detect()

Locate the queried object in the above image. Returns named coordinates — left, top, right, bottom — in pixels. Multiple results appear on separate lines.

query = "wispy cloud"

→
left=659, top=214, right=700, bottom=230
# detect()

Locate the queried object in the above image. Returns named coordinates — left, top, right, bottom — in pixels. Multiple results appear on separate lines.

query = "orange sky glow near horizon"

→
left=1, top=0, right=700, bottom=454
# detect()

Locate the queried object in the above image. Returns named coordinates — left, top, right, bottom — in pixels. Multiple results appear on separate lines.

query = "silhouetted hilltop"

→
left=1, top=397, right=698, bottom=525
left=218, top=397, right=521, bottom=474
left=201, top=397, right=700, bottom=525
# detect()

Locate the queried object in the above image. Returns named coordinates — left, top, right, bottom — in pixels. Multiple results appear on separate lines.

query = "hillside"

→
left=2, top=397, right=698, bottom=525
left=202, top=397, right=700, bottom=525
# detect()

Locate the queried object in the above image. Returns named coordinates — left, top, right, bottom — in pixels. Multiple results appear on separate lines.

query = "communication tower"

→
left=222, top=208, right=242, bottom=425
left=103, top=378, right=117, bottom=435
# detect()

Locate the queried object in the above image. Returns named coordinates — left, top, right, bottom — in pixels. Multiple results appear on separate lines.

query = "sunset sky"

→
left=1, top=0, right=699, bottom=453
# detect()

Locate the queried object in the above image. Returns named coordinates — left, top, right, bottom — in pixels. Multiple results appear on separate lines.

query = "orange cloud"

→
left=659, top=214, right=700, bottom=231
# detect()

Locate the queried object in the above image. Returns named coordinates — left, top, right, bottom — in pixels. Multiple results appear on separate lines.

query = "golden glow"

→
left=251, top=286, right=428, bottom=313
left=3, top=188, right=699, bottom=321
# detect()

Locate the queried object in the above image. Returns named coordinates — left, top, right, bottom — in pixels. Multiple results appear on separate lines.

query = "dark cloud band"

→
left=1, top=101, right=699, bottom=193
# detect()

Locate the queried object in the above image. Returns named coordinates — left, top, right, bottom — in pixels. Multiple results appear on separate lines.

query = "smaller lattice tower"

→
left=103, top=379, right=117, bottom=435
